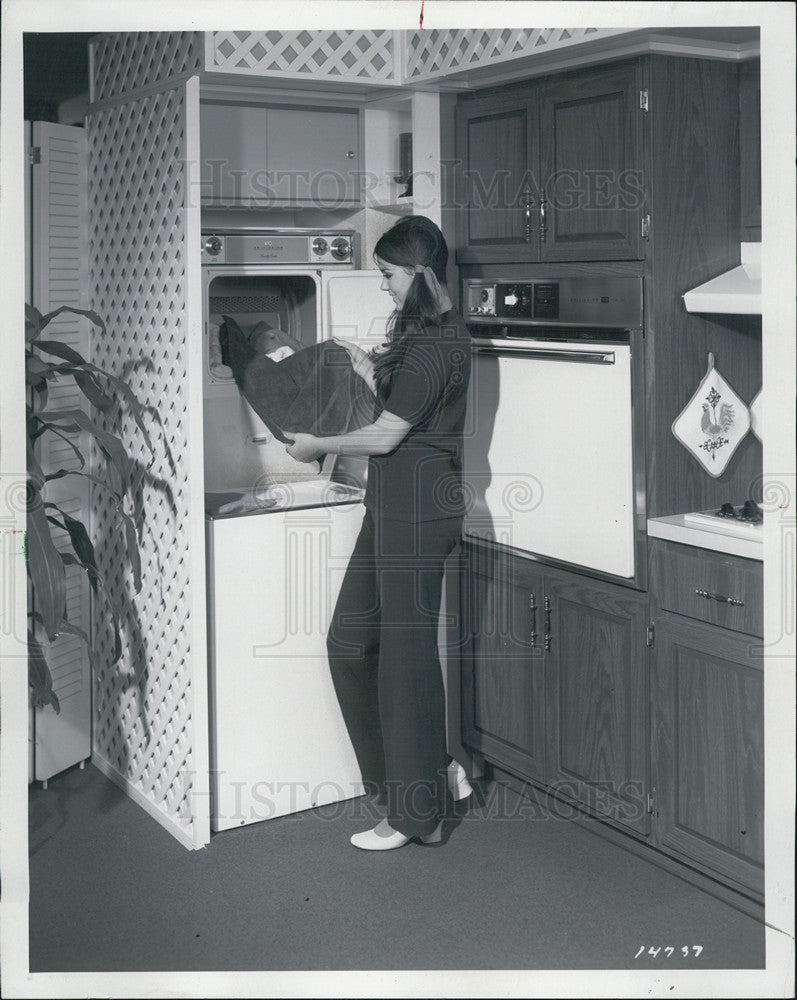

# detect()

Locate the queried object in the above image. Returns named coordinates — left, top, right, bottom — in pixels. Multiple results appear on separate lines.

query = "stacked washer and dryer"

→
left=201, top=230, right=388, bottom=832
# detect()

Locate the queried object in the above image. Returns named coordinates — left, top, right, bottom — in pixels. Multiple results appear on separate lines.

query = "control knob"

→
left=204, top=235, right=223, bottom=257
left=330, top=236, right=351, bottom=261
left=312, top=237, right=329, bottom=256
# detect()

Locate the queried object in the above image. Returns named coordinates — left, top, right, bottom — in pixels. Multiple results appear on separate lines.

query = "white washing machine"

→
left=205, top=461, right=368, bottom=832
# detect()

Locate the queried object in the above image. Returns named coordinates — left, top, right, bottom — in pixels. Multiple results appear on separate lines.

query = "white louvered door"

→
left=30, top=121, right=92, bottom=782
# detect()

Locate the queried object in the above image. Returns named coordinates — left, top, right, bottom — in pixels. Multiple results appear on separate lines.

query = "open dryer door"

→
left=321, top=269, right=389, bottom=351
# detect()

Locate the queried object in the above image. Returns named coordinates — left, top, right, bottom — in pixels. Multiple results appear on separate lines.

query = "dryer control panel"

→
left=201, top=230, right=355, bottom=266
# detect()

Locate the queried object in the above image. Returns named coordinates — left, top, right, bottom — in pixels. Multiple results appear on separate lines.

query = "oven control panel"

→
left=466, top=281, right=559, bottom=321
left=201, top=231, right=354, bottom=266
left=464, top=277, right=642, bottom=329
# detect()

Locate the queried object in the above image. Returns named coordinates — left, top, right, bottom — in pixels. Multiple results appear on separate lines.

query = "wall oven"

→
left=462, top=276, right=646, bottom=586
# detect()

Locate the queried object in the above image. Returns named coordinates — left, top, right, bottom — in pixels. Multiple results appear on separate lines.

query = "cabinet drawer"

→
left=649, top=539, right=763, bottom=637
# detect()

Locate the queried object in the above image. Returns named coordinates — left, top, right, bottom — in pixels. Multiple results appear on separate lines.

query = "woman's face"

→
left=375, top=255, right=415, bottom=309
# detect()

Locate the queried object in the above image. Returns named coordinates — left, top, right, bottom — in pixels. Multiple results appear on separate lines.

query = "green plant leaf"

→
left=26, top=500, right=66, bottom=639
left=26, top=304, right=43, bottom=343
left=73, top=370, right=115, bottom=412
left=44, top=467, right=123, bottom=502
left=30, top=340, right=155, bottom=460
left=60, top=551, right=100, bottom=600
left=32, top=339, right=90, bottom=366
left=36, top=408, right=131, bottom=494
left=27, top=438, right=45, bottom=487
left=45, top=504, right=98, bottom=577
left=59, top=552, right=123, bottom=664
left=25, top=354, right=55, bottom=383
left=28, top=415, right=87, bottom=468
left=32, top=380, right=50, bottom=408
left=38, top=305, right=107, bottom=337
left=28, top=631, right=60, bottom=712
left=29, top=610, right=100, bottom=678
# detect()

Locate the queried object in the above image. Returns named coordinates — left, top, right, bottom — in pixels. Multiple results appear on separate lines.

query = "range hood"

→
left=682, top=243, right=761, bottom=314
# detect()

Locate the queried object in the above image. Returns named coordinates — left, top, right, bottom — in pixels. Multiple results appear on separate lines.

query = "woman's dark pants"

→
left=327, top=509, right=462, bottom=838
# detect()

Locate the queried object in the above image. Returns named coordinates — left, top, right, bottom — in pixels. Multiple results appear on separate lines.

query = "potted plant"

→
left=26, top=304, right=153, bottom=713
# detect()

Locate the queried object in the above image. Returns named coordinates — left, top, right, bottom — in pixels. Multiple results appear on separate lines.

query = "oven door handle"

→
left=472, top=344, right=616, bottom=365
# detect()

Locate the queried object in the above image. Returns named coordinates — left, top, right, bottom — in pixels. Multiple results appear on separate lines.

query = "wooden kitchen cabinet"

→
left=537, top=61, right=644, bottom=262
left=461, top=541, right=650, bottom=833
left=461, top=535, right=765, bottom=905
left=200, top=101, right=361, bottom=205
left=461, top=544, right=548, bottom=783
left=651, top=609, right=764, bottom=899
left=455, top=59, right=643, bottom=263
left=455, top=90, right=536, bottom=253
left=544, top=574, right=651, bottom=835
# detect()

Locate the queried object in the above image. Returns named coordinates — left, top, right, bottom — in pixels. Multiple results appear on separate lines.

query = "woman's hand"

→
left=333, top=337, right=376, bottom=392
left=284, top=432, right=327, bottom=463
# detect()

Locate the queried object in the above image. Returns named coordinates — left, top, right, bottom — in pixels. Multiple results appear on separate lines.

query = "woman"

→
left=286, top=215, right=472, bottom=850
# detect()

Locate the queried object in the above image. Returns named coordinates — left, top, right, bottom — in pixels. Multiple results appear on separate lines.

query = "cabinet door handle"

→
left=521, top=186, right=535, bottom=242
left=346, top=150, right=355, bottom=159
left=544, top=596, right=552, bottom=651
left=695, top=588, right=745, bottom=607
left=539, top=192, right=547, bottom=242
left=529, top=593, right=537, bottom=647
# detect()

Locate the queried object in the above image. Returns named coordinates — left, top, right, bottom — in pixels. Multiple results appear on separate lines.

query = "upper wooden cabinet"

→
left=200, top=101, right=362, bottom=206
left=456, top=93, right=537, bottom=252
left=455, top=59, right=644, bottom=263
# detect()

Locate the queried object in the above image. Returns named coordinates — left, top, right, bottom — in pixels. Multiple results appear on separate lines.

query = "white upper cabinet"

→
left=199, top=101, right=361, bottom=207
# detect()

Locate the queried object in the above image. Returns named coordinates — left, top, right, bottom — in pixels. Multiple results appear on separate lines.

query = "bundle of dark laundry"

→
left=221, top=315, right=376, bottom=444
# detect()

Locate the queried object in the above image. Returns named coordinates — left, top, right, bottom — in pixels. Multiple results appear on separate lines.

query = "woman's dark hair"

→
left=371, top=216, right=449, bottom=391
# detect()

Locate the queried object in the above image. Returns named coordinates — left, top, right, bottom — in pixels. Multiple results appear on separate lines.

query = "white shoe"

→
left=350, top=817, right=445, bottom=850
left=350, top=818, right=410, bottom=851
left=447, top=760, right=473, bottom=801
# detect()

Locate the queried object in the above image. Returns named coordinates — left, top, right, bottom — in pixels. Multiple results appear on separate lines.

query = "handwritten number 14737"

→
left=634, top=945, right=704, bottom=958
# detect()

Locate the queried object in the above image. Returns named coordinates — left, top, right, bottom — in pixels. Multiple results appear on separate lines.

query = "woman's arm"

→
left=285, top=409, right=411, bottom=463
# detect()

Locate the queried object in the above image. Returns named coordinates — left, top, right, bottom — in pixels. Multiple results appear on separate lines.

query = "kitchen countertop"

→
left=647, top=514, right=763, bottom=560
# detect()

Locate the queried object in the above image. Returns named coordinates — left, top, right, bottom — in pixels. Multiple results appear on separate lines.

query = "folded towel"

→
left=224, top=321, right=376, bottom=444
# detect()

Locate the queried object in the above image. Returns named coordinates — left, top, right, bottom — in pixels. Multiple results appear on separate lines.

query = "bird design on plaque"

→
left=699, top=387, right=735, bottom=457
left=671, top=352, right=750, bottom=477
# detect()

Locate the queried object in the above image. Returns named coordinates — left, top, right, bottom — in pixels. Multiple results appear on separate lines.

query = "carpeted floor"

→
left=28, top=763, right=765, bottom=972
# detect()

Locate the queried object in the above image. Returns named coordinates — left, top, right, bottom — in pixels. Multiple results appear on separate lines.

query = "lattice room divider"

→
left=89, top=32, right=204, bottom=103
left=403, top=27, right=628, bottom=81
left=206, top=30, right=397, bottom=82
left=87, top=77, right=210, bottom=849
left=202, top=28, right=630, bottom=86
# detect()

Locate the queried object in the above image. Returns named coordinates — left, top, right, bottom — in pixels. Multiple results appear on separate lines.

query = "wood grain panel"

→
left=538, top=59, right=643, bottom=261
left=652, top=611, right=764, bottom=897
left=644, top=56, right=762, bottom=517
left=460, top=545, right=547, bottom=781
left=545, top=573, right=650, bottom=834
left=649, top=538, right=763, bottom=637
left=739, top=59, right=761, bottom=241
left=464, top=108, right=529, bottom=245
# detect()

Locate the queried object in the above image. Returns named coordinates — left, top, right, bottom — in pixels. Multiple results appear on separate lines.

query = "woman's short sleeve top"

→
left=364, top=310, right=472, bottom=522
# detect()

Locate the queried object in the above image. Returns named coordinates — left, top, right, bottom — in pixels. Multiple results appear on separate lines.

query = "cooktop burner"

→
left=683, top=500, right=763, bottom=538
